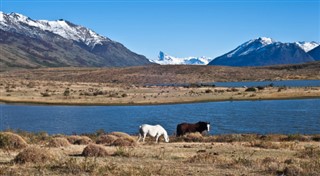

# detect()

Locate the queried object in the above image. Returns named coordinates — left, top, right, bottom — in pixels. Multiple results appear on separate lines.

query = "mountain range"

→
left=208, top=37, right=318, bottom=66
left=0, top=12, right=318, bottom=69
left=0, top=12, right=151, bottom=69
left=150, top=51, right=212, bottom=65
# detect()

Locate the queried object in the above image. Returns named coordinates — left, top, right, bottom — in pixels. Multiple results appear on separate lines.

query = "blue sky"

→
left=1, top=0, right=319, bottom=60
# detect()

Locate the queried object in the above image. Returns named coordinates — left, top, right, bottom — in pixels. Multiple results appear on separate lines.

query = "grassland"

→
left=1, top=63, right=320, bottom=105
left=1, top=131, right=320, bottom=176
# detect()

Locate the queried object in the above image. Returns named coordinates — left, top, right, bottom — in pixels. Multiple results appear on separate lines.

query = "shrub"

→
left=0, top=132, right=28, bottom=150
left=183, top=132, right=203, bottom=142
left=97, top=132, right=136, bottom=147
left=311, top=134, right=320, bottom=141
left=40, top=92, right=50, bottom=97
left=245, top=87, right=256, bottom=92
left=96, top=134, right=118, bottom=145
left=14, top=146, right=62, bottom=164
left=64, top=88, right=70, bottom=96
left=67, top=135, right=92, bottom=145
left=81, top=144, right=110, bottom=157
left=256, top=86, right=265, bottom=90
left=285, top=134, right=310, bottom=142
left=205, top=89, right=213, bottom=93
left=112, top=137, right=136, bottom=147
left=47, top=137, right=71, bottom=147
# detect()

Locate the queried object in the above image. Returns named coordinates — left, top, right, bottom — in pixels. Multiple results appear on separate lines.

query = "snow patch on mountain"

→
left=150, top=51, right=212, bottom=65
left=295, top=41, right=319, bottom=52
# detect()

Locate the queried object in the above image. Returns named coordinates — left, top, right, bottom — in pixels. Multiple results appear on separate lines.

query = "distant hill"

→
left=0, top=12, right=152, bottom=70
left=308, top=45, right=320, bottom=61
left=208, top=37, right=317, bottom=67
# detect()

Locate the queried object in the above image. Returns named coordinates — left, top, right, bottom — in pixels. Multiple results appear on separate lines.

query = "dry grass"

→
left=14, top=146, right=63, bottom=164
left=97, top=132, right=137, bottom=147
left=47, top=137, right=71, bottom=147
left=96, top=134, right=118, bottom=145
left=67, top=135, right=92, bottom=145
left=81, top=144, right=111, bottom=157
left=1, top=72, right=320, bottom=106
left=0, top=132, right=28, bottom=150
left=1, top=132, right=320, bottom=175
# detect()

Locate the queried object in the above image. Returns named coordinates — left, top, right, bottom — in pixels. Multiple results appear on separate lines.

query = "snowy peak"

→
left=226, top=37, right=276, bottom=58
left=209, top=37, right=316, bottom=67
left=151, top=51, right=212, bottom=65
left=0, top=11, right=109, bottom=48
left=295, top=41, right=319, bottom=52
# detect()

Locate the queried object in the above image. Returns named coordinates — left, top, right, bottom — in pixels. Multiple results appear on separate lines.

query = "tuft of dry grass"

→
left=248, top=140, right=281, bottom=149
left=47, top=137, right=71, bottom=147
left=14, top=146, right=62, bottom=164
left=96, top=134, right=118, bottom=145
left=187, top=152, right=220, bottom=163
left=0, top=132, right=28, bottom=150
left=67, top=135, right=92, bottom=145
left=81, top=144, right=111, bottom=157
left=97, top=132, right=136, bottom=147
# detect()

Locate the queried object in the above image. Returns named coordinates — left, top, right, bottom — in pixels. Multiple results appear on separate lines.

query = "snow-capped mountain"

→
left=308, top=45, right=320, bottom=60
left=0, top=12, right=151, bottom=69
left=151, top=51, right=212, bottom=65
left=208, top=37, right=315, bottom=67
left=294, top=41, right=319, bottom=52
left=0, top=12, right=109, bottom=48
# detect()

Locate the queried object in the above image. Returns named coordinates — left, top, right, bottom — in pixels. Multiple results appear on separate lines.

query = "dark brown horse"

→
left=176, top=121, right=210, bottom=136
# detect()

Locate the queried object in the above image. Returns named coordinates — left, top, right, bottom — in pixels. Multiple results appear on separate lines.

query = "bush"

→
left=40, top=92, right=50, bottom=97
left=96, top=134, right=118, bottom=145
left=47, top=137, right=71, bottom=147
left=96, top=132, right=136, bottom=147
left=245, top=87, right=256, bottom=92
left=67, top=135, right=92, bottom=145
left=81, top=144, right=110, bottom=157
left=285, top=134, right=310, bottom=142
left=183, top=132, right=203, bottom=142
left=0, top=132, right=28, bottom=150
left=14, top=146, right=62, bottom=164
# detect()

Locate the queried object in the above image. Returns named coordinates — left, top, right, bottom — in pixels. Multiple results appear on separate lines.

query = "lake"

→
left=1, top=98, right=319, bottom=135
left=148, top=79, right=320, bottom=88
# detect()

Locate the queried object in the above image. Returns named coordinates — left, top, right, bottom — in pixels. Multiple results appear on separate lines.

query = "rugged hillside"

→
left=208, top=37, right=316, bottom=67
left=308, top=45, right=320, bottom=61
left=0, top=12, right=151, bottom=70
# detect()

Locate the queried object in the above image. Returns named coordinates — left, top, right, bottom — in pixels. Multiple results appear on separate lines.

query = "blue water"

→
left=148, top=80, right=320, bottom=88
left=214, top=80, right=320, bottom=88
left=0, top=99, right=319, bottom=135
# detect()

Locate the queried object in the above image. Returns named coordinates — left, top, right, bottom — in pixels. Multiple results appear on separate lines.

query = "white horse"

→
left=138, top=124, right=169, bottom=143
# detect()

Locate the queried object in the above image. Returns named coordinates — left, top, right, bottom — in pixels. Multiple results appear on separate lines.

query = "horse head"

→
left=197, top=121, right=210, bottom=132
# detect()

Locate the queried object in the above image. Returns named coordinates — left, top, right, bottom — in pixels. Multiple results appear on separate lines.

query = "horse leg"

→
left=143, top=133, right=147, bottom=142
left=137, top=133, right=142, bottom=142
left=155, top=134, right=160, bottom=143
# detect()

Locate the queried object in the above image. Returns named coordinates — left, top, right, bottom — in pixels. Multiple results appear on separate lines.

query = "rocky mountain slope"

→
left=0, top=12, right=151, bottom=70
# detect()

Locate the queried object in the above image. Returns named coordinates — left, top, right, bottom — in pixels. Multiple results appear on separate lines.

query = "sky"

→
left=1, top=0, right=319, bottom=60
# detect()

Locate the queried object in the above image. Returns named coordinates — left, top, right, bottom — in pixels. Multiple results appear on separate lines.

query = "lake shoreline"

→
left=1, top=95, right=320, bottom=106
